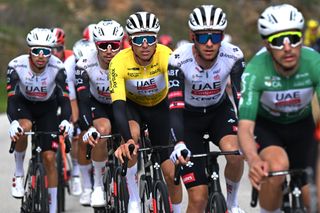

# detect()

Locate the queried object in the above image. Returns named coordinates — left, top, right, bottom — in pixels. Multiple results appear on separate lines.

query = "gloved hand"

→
left=9, top=120, right=23, bottom=141
left=170, top=142, right=191, bottom=164
left=59, top=120, right=73, bottom=138
left=82, top=127, right=100, bottom=144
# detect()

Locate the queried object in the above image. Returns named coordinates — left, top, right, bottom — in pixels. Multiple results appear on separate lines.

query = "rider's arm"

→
left=55, top=68, right=72, bottom=121
left=75, top=67, right=92, bottom=130
left=168, top=64, right=185, bottom=144
left=6, top=66, right=20, bottom=121
left=230, top=58, right=245, bottom=108
left=109, top=60, right=133, bottom=142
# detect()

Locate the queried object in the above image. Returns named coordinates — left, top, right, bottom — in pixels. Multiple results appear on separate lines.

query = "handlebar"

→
left=121, top=144, right=135, bottom=176
left=174, top=149, right=189, bottom=185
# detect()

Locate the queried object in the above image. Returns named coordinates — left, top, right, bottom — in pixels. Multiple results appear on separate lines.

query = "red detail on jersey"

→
left=182, top=172, right=196, bottom=184
left=6, top=85, right=12, bottom=90
left=237, top=92, right=241, bottom=99
left=191, top=88, right=221, bottom=96
left=63, top=50, right=73, bottom=61
left=168, top=91, right=183, bottom=99
left=232, top=125, right=238, bottom=132
left=51, top=141, right=59, bottom=150
left=77, top=86, right=86, bottom=92
left=169, top=101, right=185, bottom=109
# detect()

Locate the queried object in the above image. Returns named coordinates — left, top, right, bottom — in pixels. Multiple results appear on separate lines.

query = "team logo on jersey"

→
left=191, top=82, right=221, bottom=96
left=274, top=91, right=301, bottom=107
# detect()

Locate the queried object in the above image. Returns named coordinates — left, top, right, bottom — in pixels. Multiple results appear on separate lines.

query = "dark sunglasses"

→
left=195, top=33, right=223, bottom=44
left=52, top=45, right=64, bottom=52
left=30, top=47, right=52, bottom=57
left=131, top=35, right=157, bottom=46
left=267, top=31, right=302, bottom=50
left=96, top=41, right=121, bottom=52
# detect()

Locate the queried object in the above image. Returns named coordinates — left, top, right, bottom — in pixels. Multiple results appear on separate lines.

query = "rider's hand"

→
left=82, top=127, right=100, bottom=146
left=247, top=157, right=269, bottom=190
left=114, top=139, right=139, bottom=164
left=170, top=142, right=191, bottom=165
left=59, top=120, right=73, bottom=138
left=8, top=120, right=24, bottom=142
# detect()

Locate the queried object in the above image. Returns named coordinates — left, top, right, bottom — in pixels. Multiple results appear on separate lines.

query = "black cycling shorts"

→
left=10, top=96, right=59, bottom=152
left=255, top=114, right=318, bottom=186
left=181, top=97, right=238, bottom=189
left=126, top=99, right=171, bottom=164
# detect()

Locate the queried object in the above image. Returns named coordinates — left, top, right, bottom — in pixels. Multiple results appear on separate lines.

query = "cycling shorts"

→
left=180, top=97, right=238, bottom=189
left=10, top=96, right=59, bottom=152
left=126, top=99, right=171, bottom=164
left=255, top=114, right=318, bottom=186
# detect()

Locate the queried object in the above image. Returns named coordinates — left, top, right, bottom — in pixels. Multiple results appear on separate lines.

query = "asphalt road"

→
left=0, top=114, right=259, bottom=212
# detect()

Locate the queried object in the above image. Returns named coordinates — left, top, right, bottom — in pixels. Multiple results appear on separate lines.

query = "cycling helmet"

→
left=307, top=19, right=319, bottom=29
left=258, top=4, right=304, bottom=37
left=188, top=5, right=227, bottom=32
left=126, top=11, right=160, bottom=35
left=93, top=19, right=124, bottom=42
left=159, top=34, right=173, bottom=46
left=83, top=24, right=96, bottom=41
left=72, top=39, right=96, bottom=60
left=52, top=27, right=65, bottom=45
left=26, top=28, right=56, bottom=47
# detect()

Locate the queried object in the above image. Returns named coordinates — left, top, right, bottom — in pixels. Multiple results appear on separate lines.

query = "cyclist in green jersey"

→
left=238, top=4, right=320, bottom=213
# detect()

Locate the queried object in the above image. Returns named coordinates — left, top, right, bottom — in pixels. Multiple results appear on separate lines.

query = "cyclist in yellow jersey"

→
left=109, top=11, right=182, bottom=213
left=303, top=19, right=320, bottom=48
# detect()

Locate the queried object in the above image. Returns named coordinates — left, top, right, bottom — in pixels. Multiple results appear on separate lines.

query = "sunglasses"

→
left=30, top=47, right=52, bottom=57
left=96, top=41, right=121, bottom=52
left=53, top=45, right=64, bottom=52
left=195, top=33, right=223, bottom=44
left=131, top=35, right=157, bottom=46
left=267, top=31, right=302, bottom=50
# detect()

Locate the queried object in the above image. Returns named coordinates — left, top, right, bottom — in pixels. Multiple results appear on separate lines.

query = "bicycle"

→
left=174, top=136, right=241, bottom=213
left=86, top=133, right=132, bottom=213
left=250, top=168, right=317, bottom=213
left=56, top=134, right=72, bottom=213
left=9, top=130, right=59, bottom=213
left=137, top=124, right=174, bottom=213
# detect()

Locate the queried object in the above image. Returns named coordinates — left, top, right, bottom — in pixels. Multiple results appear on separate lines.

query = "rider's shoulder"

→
left=169, top=43, right=193, bottom=65
left=219, top=42, right=244, bottom=60
left=8, top=55, right=29, bottom=67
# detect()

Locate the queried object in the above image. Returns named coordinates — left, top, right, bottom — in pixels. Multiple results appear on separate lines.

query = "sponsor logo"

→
left=177, top=58, right=192, bottom=67
left=182, top=173, right=196, bottom=184
left=219, top=52, right=237, bottom=60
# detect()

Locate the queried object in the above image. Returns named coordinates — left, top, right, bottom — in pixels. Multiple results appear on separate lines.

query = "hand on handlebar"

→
left=59, top=120, right=73, bottom=139
left=8, top=120, right=24, bottom=142
left=170, top=142, right=191, bottom=165
left=114, top=139, right=139, bottom=164
left=83, top=127, right=100, bottom=146
left=248, top=157, right=269, bottom=190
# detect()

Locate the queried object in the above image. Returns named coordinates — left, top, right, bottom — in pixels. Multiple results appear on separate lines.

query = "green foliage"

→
left=0, top=80, right=7, bottom=113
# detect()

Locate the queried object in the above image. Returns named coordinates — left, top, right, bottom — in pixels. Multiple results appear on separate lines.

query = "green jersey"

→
left=239, top=47, right=320, bottom=124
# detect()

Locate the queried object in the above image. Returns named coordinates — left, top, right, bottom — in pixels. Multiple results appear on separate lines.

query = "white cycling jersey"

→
left=75, top=51, right=111, bottom=104
left=7, top=54, right=65, bottom=102
left=64, top=55, right=77, bottom=100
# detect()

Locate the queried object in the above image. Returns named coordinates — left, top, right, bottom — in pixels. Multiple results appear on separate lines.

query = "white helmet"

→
left=258, top=4, right=304, bottom=37
left=26, top=28, right=56, bottom=47
left=93, top=19, right=124, bottom=42
left=72, top=39, right=96, bottom=60
left=126, top=11, right=160, bottom=35
left=83, top=24, right=96, bottom=41
left=188, top=5, right=227, bottom=32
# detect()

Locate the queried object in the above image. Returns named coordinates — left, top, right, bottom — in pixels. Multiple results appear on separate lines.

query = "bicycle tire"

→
left=21, top=161, right=33, bottom=213
left=114, top=167, right=129, bottom=213
left=103, top=166, right=114, bottom=212
left=32, top=165, right=49, bottom=213
left=56, top=149, right=66, bottom=212
left=139, top=175, right=153, bottom=212
left=153, top=180, right=171, bottom=213
left=207, top=192, right=227, bottom=213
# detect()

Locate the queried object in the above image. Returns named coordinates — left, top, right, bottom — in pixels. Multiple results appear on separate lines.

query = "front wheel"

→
left=153, top=181, right=171, bottom=213
left=114, top=167, right=129, bottom=213
left=207, top=192, right=227, bottom=213
left=32, top=165, right=49, bottom=213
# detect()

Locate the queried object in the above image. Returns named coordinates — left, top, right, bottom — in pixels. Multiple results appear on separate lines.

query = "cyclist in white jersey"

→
left=168, top=5, right=245, bottom=213
left=75, top=19, right=124, bottom=207
left=64, top=39, right=96, bottom=201
left=6, top=28, right=72, bottom=213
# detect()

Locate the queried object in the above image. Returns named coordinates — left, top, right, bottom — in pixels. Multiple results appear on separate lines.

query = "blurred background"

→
left=0, top=0, right=319, bottom=112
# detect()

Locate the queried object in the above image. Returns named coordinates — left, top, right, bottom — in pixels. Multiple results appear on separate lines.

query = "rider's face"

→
left=130, top=33, right=157, bottom=63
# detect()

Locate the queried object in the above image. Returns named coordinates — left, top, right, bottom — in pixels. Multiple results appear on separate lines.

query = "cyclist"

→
left=303, top=19, right=320, bottom=49
left=64, top=39, right=96, bottom=200
left=75, top=19, right=124, bottom=208
left=169, top=5, right=245, bottom=213
left=159, top=34, right=174, bottom=50
left=6, top=28, right=72, bottom=213
left=109, top=11, right=183, bottom=213
left=51, top=27, right=73, bottom=62
left=238, top=4, right=320, bottom=213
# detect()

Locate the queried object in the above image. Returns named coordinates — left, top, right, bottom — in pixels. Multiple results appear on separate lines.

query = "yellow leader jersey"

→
left=109, top=44, right=171, bottom=107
